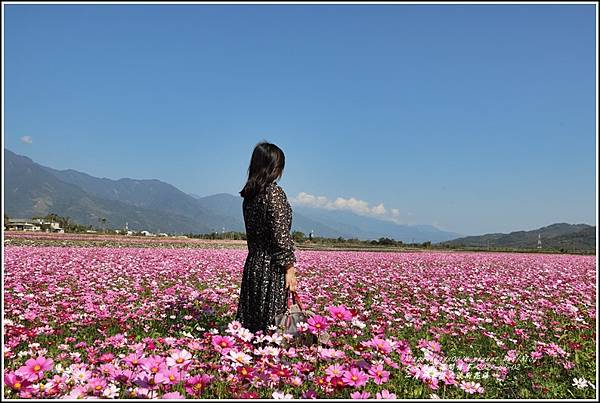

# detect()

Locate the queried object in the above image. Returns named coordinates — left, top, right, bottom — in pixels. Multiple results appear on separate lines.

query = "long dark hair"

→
left=240, top=141, right=286, bottom=199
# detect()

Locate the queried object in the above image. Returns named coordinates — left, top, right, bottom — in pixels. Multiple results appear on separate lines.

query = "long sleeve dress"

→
left=235, top=181, right=297, bottom=334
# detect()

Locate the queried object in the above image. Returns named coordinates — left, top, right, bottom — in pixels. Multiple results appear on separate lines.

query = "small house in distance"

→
left=5, top=218, right=64, bottom=233
left=6, top=218, right=41, bottom=231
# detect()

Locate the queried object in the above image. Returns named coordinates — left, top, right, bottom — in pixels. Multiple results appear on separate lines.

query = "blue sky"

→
left=3, top=3, right=597, bottom=235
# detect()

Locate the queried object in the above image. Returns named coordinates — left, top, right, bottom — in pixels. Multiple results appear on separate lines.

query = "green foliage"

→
left=292, top=231, right=305, bottom=242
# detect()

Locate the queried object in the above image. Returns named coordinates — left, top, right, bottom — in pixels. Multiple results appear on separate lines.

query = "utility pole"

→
left=537, top=233, right=542, bottom=249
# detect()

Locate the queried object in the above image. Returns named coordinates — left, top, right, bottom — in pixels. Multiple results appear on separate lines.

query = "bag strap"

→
left=290, top=290, right=305, bottom=311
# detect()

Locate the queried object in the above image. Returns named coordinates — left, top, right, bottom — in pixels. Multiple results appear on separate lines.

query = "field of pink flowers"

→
left=3, top=246, right=597, bottom=399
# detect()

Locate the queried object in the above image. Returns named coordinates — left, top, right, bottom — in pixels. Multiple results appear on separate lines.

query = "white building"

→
left=6, top=218, right=64, bottom=233
left=31, top=218, right=64, bottom=233
left=6, top=219, right=41, bottom=231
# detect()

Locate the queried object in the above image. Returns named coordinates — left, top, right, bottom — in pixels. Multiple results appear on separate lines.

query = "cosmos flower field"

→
left=2, top=243, right=597, bottom=399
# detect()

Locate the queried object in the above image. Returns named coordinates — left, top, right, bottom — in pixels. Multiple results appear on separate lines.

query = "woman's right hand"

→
left=285, top=265, right=297, bottom=292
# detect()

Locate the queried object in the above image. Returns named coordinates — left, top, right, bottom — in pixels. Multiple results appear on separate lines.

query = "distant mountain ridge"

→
left=4, top=148, right=558, bottom=243
left=441, top=223, right=596, bottom=251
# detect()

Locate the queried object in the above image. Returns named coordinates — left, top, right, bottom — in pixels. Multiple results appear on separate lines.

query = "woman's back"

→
left=242, top=181, right=295, bottom=261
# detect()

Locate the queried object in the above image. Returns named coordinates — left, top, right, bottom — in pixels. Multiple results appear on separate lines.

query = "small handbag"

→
left=274, top=291, right=329, bottom=346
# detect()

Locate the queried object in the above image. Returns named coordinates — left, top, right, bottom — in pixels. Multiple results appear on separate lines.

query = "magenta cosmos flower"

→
left=327, top=305, right=353, bottom=321
left=212, top=335, right=235, bottom=352
left=4, top=371, right=31, bottom=392
left=368, top=363, right=390, bottom=385
left=185, top=374, right=213, bottom=396
left=342, top=367, right=369, bottom=387
left=307, top=315, right=329, bottom=334
left=369, top=337, right=393, bottom=354
left=16, top=356, right=53, bottom=382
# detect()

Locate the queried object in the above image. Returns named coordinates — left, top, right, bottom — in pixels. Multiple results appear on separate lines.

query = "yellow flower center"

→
left=352, top=375, right=358, bottom=381
left=95, top=385, right=103, bottom=391
left=241, top=369, right=248, bottom=375
left=33, top=365, right=41, bottom=372
left=151, top=367, right=158, bottom=373
left=176, top=358, right=184, bottom=363
left=14, top=382, right=21, bottom=389
left=169, top=375, right=175, bottom=381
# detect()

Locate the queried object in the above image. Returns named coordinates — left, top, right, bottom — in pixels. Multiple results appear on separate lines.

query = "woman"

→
left=236, top=141, right=298, bottom=334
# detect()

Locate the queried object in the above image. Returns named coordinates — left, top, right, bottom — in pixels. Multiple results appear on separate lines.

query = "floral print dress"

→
left=236, top=181, right=297, bottom=333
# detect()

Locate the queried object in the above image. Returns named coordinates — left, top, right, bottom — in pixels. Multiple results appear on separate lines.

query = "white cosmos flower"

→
left=103, top=383, right=120, bottom=398
left=227, top=350, right=252, bottom=366
left=272, top=391, right=293, bottom=399
left=573, top=378, right=588, bottom=389
left=237, top=328, right=253, bottom=342
left=422, top=365, right=440, bottom=380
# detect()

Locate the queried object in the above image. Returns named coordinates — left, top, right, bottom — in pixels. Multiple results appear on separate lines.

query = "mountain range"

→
left=442, top=223, right=596, bottom=252
left=3, top=149, right=462, bottom=242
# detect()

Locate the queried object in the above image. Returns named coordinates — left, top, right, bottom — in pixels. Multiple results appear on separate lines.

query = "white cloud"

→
left=289, top=191, right=404, bottom=224
left=20, top=136, right=33, bottom=144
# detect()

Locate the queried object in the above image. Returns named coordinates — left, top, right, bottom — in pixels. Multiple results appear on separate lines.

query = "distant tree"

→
left=378, top=237, right=396, bottom=246
left=292, top=231, right=305, bottom=243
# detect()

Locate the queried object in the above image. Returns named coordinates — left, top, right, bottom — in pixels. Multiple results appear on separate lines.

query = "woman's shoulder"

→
left=266, top=181, right=286, bottom=199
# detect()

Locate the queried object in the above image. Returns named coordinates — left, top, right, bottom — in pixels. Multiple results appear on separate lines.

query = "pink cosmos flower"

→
left=301, top=389, right=318, bottom=399
left=123, top=352, right=144, bottom=368
left=212, top=335, right=235, bottom=353
left=226, top=320, right=243, bottom=335
left=162, top=391, right=185, bottom=399
left=350, top=391, right=371, bottom=399
left=4, top=372, right=30, bottom=392
left=530, top=350, right=544, bottom=361
left=505, top=350, right=517, bottom=363
left=140, top=355, right=166, bottom=375
left=307, top=315, right=329, bottom=334
left=327, top=305, right=353, bottom=321
left=155, top=367, right=185, bottom=384
left=455, top=359, right=470, bottom=374
left=369, top=337, right=392, bottom=355
left=460, top=381, right=484, bottom=394
left=99, top=352, right=115, bottom=363
left=368, top=363, right=390, bottom=385
left=324, top=363, right=345, bottom=379
left=16, top=356, right=53, bottom=381
left=185, top=374, right=213, bottom=396
left=376, top=389, right=397, bottom=399
left=342, top=367, right=369, bottom=387
left=166, top=349, right=192, bottom=367
left=440, top=369, right=457, bottom=386
left=86, top=377, right=107, bottom=395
